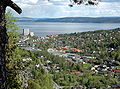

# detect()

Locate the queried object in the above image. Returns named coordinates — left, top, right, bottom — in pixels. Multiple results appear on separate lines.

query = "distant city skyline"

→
left=8, top=0, right=120, bottom=18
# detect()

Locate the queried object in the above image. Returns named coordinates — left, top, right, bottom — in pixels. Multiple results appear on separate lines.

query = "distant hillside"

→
left=16, top=17, right=120, bottom=23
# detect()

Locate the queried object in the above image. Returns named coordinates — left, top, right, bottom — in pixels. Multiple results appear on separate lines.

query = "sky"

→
left=8, top=0, right=120, bottom=18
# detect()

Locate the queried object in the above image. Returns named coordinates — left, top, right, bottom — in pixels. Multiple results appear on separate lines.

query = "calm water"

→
left=16, top=22, right=120, bottom=37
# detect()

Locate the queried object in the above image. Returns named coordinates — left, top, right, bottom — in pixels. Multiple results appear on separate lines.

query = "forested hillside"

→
left=6, top=11, right=53, bottom=89
left=54, top=28, right=120, bottom=61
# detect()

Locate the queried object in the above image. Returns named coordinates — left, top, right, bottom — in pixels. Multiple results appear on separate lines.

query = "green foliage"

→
left=28, top=80, right=41, bottom=89
left=6, top=11, right=53, bottom=89
left=54, top=28, right=120, bottom=61
left=37, top=37, right=120, bottom=88
left=6, top=11, right=23, bottom=89
left=6, top=10, right=19, bottom=32
left=5, top=10, right=120, bottom=89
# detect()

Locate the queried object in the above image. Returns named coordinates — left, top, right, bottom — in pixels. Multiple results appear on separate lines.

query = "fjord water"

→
left=16, top=22, right=120, bottom=37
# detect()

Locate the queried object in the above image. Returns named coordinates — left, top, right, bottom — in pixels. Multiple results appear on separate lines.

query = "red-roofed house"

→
left=113, top=70, right=120, bottom=73
left=47, top=34, right=58, bottom=37
left=56, top=46, right=68, bottom=50
left=71, top=48, right=84, bottom=53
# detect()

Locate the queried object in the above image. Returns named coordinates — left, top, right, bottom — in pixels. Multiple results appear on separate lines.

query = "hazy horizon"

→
left=16, top=16, right=120, bottom=19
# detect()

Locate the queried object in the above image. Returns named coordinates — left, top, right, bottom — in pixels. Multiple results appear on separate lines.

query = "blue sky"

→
left=8, top=0, right=120, bottom=18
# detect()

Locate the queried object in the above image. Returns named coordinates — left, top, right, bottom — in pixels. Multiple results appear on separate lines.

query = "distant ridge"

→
left=16, top=17, right=120, bottom=23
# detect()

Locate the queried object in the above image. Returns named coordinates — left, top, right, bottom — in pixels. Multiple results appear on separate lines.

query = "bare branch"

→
left=69, top=0, right=101, bottom=7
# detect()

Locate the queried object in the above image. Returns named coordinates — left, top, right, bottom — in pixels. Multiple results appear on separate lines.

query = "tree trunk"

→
left=0, top=0, right=22, bottom=88
left=0, top=26, right=7, bottom=89
left=0, top=1, right=7, bottom=88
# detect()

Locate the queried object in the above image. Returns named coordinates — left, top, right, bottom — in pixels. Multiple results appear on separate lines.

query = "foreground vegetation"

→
left=6, top=12, right=53, bottom=89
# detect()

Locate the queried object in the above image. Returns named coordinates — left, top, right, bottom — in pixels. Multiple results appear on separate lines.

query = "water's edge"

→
left=16, top=22, right=120, bottom=37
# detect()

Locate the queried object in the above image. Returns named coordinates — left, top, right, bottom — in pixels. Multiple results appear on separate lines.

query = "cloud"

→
left=9, top=0, right=120, bottom=18
left=103, top=0, right=120, bottom=2
left=13, top=0, right=39, bottom=4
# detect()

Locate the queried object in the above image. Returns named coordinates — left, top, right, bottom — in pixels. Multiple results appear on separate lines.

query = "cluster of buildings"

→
left=32, top=37, right=49, bottom=43
left=56, top=46, right=84, bottom=53
left=38, top=55, right=61, bottom=73
left=47, top=34, right=59, bottom=37
left=18, top=28, right=35, bottom=47
left=19, top=28, right=34, bottom=42
left=47, top=48, right=95, bottom=63
left=47, top=47, right=120, bottom=76
left=90, top=64, right=120, bottom=77
left=18, top=28, right=42, bottom=51
left=23, top=28, right=34, bottom=37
